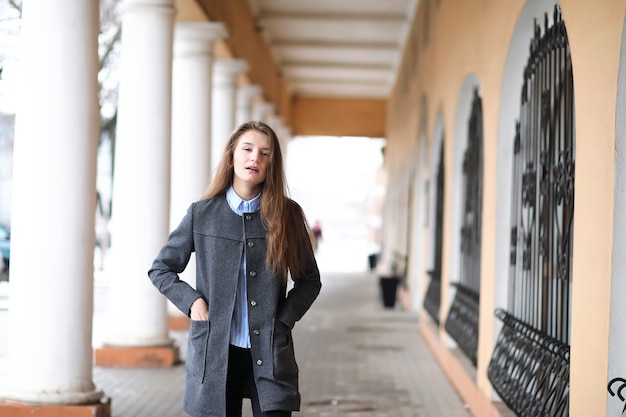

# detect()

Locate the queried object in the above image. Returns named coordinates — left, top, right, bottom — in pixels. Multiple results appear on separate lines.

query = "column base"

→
left=168, top=315, right=190, bottom=331
left=0, top=397, right=111, bottom=417
left=94, top=345, right=179, bottom=368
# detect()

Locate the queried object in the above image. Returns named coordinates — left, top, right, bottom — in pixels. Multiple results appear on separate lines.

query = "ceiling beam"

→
left=292, top=97, right=386, bottom=138
left=195, top=0, right=292, bottom=122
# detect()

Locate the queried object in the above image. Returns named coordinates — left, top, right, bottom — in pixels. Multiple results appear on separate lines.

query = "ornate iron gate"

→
left=444, top=89, right=483, bottom=365
left=424, top=143, right=444, bottom=324
left=487, top=6, right=574, bottom=417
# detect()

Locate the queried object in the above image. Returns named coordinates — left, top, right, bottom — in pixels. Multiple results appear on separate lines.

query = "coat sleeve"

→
left=276, top=204, right=322, bottom=329
left=277, top=258, right=321, bottom=329
left=147, top=203, right=204, bottom=316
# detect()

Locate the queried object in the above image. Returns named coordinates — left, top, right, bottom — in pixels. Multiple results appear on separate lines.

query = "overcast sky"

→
left=286, top=135, right=385, bottom=273
left=0, top=2, right=20, bottom=114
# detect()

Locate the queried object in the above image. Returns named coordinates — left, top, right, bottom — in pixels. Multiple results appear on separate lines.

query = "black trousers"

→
left=226, top=344, right=291, bottom=417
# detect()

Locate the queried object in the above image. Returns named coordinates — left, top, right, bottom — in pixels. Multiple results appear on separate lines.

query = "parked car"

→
left=0, top=223, right=9, bottom=271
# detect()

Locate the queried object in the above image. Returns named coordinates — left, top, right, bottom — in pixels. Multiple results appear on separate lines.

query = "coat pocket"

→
left=271, top=319, right=298, bottom=381
left=186, top=319, right=210, bottom=383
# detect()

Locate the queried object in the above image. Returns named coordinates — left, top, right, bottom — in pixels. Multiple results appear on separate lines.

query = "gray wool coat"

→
left=148, top=195, right=321, bottom=417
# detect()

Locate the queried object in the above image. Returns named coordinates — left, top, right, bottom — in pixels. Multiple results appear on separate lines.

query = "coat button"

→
left=248, top=241, right=255, bottom=248
left=253, top=329, right=260, bottom=335
left=249, top=270, right=257, bottom=277
left=245, top=214, right=252, bottom=221
left=250, top=300, right=257, bottom=306
left=256, top=360, right=262, bottom=366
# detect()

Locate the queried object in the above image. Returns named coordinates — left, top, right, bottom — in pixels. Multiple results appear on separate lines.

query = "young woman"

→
left=148, top=121, right=322, bottom=417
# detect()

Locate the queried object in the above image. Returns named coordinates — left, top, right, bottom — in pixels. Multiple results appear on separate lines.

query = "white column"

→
left=266, top=114, right=282, bottom=130
left=267, top=115, right=291, bottom=160
left=171, top=21, right=227, bottom=228
left=266, top=114, right=284, bottom=148
left=211, top=58, right=249, bottom=173
left=236, top=84, right=261, bottom=126
left=106, top=0, right=175, bottom=347
left=278, top=124, right=293, bottom=158
left=2, top=0, right=103, bottom=404
left=169, top=22, right=226, bottom=309
left=278, top=125, right=292, bottom=174
left=252, top=101, right=274, bottom=123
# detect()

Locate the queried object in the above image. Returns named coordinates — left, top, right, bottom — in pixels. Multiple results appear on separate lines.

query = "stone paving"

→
left=0, top=240, right=472, bottom=417
left=91, top=271, right=472, bottom=417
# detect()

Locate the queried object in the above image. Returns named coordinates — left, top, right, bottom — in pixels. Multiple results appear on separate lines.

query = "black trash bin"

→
left=368, top=253, right=379, bottom=271
left=379, top=276, right=400, bottom=308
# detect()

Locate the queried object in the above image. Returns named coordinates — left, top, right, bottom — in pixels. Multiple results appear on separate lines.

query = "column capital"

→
left=174, top=22, right=228, bottom=56
left=214, top=58, right=249, bottom=76
left=267, top=115, right=283, bottom=129
left=123, top=0, right=176, bottom=13
left=236, top=84, right=262, bottom=126
left=124, top=0, right=175, bottom=6
left=213, top=58, right=249, bottom=88
left=237, top=84, right=262, bottom=103
left=175, top=21, right=228, bottom=44
left=252, top=101, right=275, bottom=122
left=281, top=125, right=292, bottom=138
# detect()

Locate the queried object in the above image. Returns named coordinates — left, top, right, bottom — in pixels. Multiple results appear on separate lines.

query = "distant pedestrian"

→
left=148, top=121, right=322, bottom=417
left=311, top=220, right=322, bottom=252
left=311, top=220, right=322, bottom=242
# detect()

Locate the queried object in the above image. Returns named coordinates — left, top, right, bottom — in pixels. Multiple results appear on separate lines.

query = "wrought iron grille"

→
left=444, top=89, right=483, bottom=366
left=444, top=283, right=479, bottom=363
left=424, top=144, right=445, bottom=324
left=488, top=309, right=570, bottom=417
left=488, top=6, right=574, bottom=417
left=508, top=6, right=574, bottom=346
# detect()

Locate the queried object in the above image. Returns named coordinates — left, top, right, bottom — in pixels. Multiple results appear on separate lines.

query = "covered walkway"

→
left=88, top=268, right=471, bottom=417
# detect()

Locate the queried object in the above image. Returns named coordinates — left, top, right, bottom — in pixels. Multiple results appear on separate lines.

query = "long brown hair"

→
left=201, top=121, right=313, bottom=282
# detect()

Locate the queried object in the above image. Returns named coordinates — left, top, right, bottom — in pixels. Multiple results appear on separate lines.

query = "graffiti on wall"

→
left=608, top=377, right=626, bottom=414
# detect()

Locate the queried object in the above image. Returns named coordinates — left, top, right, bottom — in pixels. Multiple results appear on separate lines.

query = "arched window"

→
left=424, top=143, right=445, bottom=324
left=444, top=89, right=483, bottom=366
left=488, top=6, right=573, bottom=417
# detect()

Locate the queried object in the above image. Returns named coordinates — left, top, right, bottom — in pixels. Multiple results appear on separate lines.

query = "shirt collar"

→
left=226, top=186, right=261, bottom=215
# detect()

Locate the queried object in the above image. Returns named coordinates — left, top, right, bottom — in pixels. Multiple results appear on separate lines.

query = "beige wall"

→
left=171, top=0, right=626, bottom=412
left=291, top=97, right=386, bottom=137
left=385, top=0, right=626, bottom=416
left=561, top=2, right=624, bottom=415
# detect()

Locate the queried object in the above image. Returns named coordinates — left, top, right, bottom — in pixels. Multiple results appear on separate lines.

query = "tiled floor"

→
left=0, top=240, right=473, bottom=417
left=91, top=271, right=472, bottom=417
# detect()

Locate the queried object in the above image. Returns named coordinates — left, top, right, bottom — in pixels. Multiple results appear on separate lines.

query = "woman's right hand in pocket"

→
left=190, top=297, right=208, bottom=321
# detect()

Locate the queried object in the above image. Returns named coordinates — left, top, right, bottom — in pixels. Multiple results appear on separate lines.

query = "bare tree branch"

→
left=99, top=26, right=121, bottom=71
left=7, top=0, right=22, bottom=16
left=100, top=111, right=117, bottom=135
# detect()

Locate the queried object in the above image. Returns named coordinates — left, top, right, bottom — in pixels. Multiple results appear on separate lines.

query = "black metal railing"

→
left=444, top=283, right=479, bottom=365
left=488, top=6, right=574, bottom=416
left=506, top=5, right=574, bottom=343
left=444, top=88, right=483, bottom=365
left=424, top=269, right=441, bottom=324
left=424, top=144, right=445, bottom=324
left=488, top=309, right=569, bottom=417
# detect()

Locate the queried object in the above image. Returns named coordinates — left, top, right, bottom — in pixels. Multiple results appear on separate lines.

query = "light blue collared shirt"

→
left=226, top=186, right=261, bottom=348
